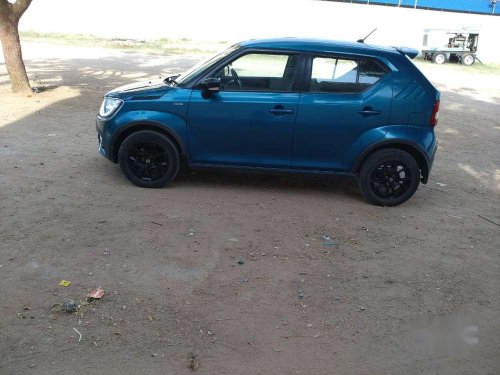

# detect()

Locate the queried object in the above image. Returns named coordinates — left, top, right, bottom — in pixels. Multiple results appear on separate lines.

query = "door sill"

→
left=188, top=163, right=355, bottom=178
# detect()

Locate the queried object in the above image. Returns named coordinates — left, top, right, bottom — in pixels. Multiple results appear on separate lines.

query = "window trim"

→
left=193, top=48, right=307, bottom=94
left=303, top=53, right=391, bottom=95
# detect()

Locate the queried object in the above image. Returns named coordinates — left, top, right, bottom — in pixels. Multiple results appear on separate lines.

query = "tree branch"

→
left=0, top=1, right=12, bottom=24
left=0, top=0, right=13, bottom=14
left=12, top=0, right=33, bottom=19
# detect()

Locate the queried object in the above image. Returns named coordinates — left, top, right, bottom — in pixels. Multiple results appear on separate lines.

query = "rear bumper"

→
left=423, top=136, right=438, bottom=183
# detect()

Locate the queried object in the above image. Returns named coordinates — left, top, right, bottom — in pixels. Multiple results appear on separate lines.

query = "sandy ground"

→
left=1, top=42, right=499, bottom=375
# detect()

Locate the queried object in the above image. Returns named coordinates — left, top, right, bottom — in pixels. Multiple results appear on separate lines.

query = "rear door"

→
left=292, top=55, right=392, bottom=171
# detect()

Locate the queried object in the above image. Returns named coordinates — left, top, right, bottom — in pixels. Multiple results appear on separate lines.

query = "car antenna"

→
left=357, top=28, right=377, bottom=44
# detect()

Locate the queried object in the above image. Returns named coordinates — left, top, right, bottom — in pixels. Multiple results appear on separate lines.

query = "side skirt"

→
left=188, top=163, right=357, bottom=178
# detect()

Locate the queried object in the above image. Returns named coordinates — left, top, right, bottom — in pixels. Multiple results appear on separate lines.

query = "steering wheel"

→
left=230, top=68, right=243, bottom=89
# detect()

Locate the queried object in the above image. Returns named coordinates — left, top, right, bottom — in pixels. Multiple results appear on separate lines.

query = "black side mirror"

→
left=200, top=77, right=221, bottom=98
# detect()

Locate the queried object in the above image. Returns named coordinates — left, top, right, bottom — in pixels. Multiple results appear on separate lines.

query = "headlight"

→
left=99, top=97, right=123, bottom=118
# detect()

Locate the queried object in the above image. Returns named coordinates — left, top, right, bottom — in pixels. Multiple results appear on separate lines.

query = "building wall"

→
left=18, top=0, right=500, bottom=62
left=339, top=0, right=499, bottom=15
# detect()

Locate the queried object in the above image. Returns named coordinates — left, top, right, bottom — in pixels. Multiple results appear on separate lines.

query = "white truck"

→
left=422, top=28, right=480, bottom=66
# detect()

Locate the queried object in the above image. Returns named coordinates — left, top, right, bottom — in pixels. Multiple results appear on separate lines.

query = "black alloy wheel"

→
left=358, top=149, right=420, bottom=206
left=369, top=161, right=412, bottom=200
left=118, top=130, right=180, bottom=188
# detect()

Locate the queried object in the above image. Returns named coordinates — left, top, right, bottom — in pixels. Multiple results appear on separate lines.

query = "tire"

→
left=461, top=54, right=475, bottom=66
left=432, top=53, right=446, bottom=64
left=358, top=149, right=420, bottom=207
left=118, top=130, right=180, bottom=188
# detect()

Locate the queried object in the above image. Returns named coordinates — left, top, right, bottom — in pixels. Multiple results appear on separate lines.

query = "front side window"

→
left=175, top=45, right=240, bottom=86
left=310, top=56, right=387, bottom=94
left=210, top=53, right=299, bottom=92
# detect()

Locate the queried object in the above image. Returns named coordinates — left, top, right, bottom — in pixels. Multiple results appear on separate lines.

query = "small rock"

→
left=297, top=290, right=305, bottom=299
left=321, top=235, right=337, bottom=246
left=63, top=300, right=78, bottom=313
left=187, top=352, right=200, bottom=371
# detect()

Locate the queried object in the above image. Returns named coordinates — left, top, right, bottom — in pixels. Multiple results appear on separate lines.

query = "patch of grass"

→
left=414, top=57, right=500, bottom=75
left=20, top=31, right=230, bottom=55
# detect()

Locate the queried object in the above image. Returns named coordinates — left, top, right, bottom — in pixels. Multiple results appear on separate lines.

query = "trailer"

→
left=422, top=28, right=480, bottom=66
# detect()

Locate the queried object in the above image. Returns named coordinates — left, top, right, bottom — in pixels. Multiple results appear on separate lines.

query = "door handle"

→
left=269, top=105, right=294, bottom=115
left=358, top=107, right=382, bottom=117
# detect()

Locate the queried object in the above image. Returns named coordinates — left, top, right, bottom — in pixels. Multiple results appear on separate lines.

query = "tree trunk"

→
left=0, top=18, right=31, bottom=94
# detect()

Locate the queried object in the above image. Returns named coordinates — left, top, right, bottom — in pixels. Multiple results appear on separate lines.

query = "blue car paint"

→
left=98, top=85, right=192, bottom=159
left=292, top=73, right=393, bottom=171
left=96, top=38, right=438, bottom=181
left=187, top=90, right=299, bottom=167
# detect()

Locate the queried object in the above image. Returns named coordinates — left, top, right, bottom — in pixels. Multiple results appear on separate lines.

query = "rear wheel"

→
left=118, top=130, right=180, bottom=188
left=432, top=53, right=446, bottom=64
left=461, top=54, right=475, bottom=66
left=358, top=149, right=420, bottom=206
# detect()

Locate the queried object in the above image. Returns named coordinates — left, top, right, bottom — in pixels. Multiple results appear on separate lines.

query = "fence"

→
left=325, top=0, right=499, bottom=15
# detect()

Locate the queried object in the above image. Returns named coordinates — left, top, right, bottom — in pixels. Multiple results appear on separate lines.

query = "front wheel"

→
left=118, top=130, right=180, bottom=188
left=358, top=149, right=420, bottom=206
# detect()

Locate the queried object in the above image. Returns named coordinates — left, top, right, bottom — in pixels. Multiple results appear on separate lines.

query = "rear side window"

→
left=358, top=59, right=387, bottom=86
left=309, top=56, right=387, bottom=94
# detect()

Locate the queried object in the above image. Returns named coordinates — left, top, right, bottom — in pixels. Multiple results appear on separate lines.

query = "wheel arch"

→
left=352, top=140, right=430, bottom=183
left=110, top=121, right=187, bottom=163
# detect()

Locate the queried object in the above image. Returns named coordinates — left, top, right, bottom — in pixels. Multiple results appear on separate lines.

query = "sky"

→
left=18, top=0, right=500, bottom=62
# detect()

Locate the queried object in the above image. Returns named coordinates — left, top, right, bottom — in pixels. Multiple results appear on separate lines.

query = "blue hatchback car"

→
left=96, top=38, right=439, bottom=206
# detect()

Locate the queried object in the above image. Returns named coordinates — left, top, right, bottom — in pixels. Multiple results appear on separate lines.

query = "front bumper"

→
left=97, top=132, right=105, bottom=156
left=96, top=116, right=114, bottom=161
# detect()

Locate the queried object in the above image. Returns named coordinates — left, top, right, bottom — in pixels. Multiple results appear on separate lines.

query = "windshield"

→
left=175, top=44, right=240, bottom=86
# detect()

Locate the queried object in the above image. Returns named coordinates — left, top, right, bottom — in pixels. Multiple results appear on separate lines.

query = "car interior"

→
left=211, top=53, right=387, bottom=94
left=310, top=58, right=387, bottom=94
left=214, top=54, right=299, bottom=92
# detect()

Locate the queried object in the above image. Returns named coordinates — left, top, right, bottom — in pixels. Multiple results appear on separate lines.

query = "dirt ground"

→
left=1, top=42, right=499, bottom=375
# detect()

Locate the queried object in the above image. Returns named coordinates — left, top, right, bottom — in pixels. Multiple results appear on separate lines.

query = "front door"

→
left=292, top=55, right=392, bottom=171
left=187, top=52, right=301, bottom=168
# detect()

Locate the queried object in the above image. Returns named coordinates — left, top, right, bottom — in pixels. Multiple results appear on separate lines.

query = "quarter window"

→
left=310, top=56, right=387, bottom=93
left=211, top=53, right=299, bottom=92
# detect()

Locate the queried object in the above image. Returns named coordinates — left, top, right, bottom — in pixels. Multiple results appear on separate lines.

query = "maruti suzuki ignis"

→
left=96, top=38, right=439, bottom=206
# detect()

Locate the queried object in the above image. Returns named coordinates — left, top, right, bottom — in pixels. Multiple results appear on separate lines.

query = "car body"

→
left=96, top=38, right=439, bottom=206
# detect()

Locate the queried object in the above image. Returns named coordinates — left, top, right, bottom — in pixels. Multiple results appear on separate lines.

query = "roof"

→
left=239, top=38, right=400, bottom=57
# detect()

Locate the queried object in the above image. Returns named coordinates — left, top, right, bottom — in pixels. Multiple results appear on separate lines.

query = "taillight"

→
left=430, top=100, right=440, bottom=126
